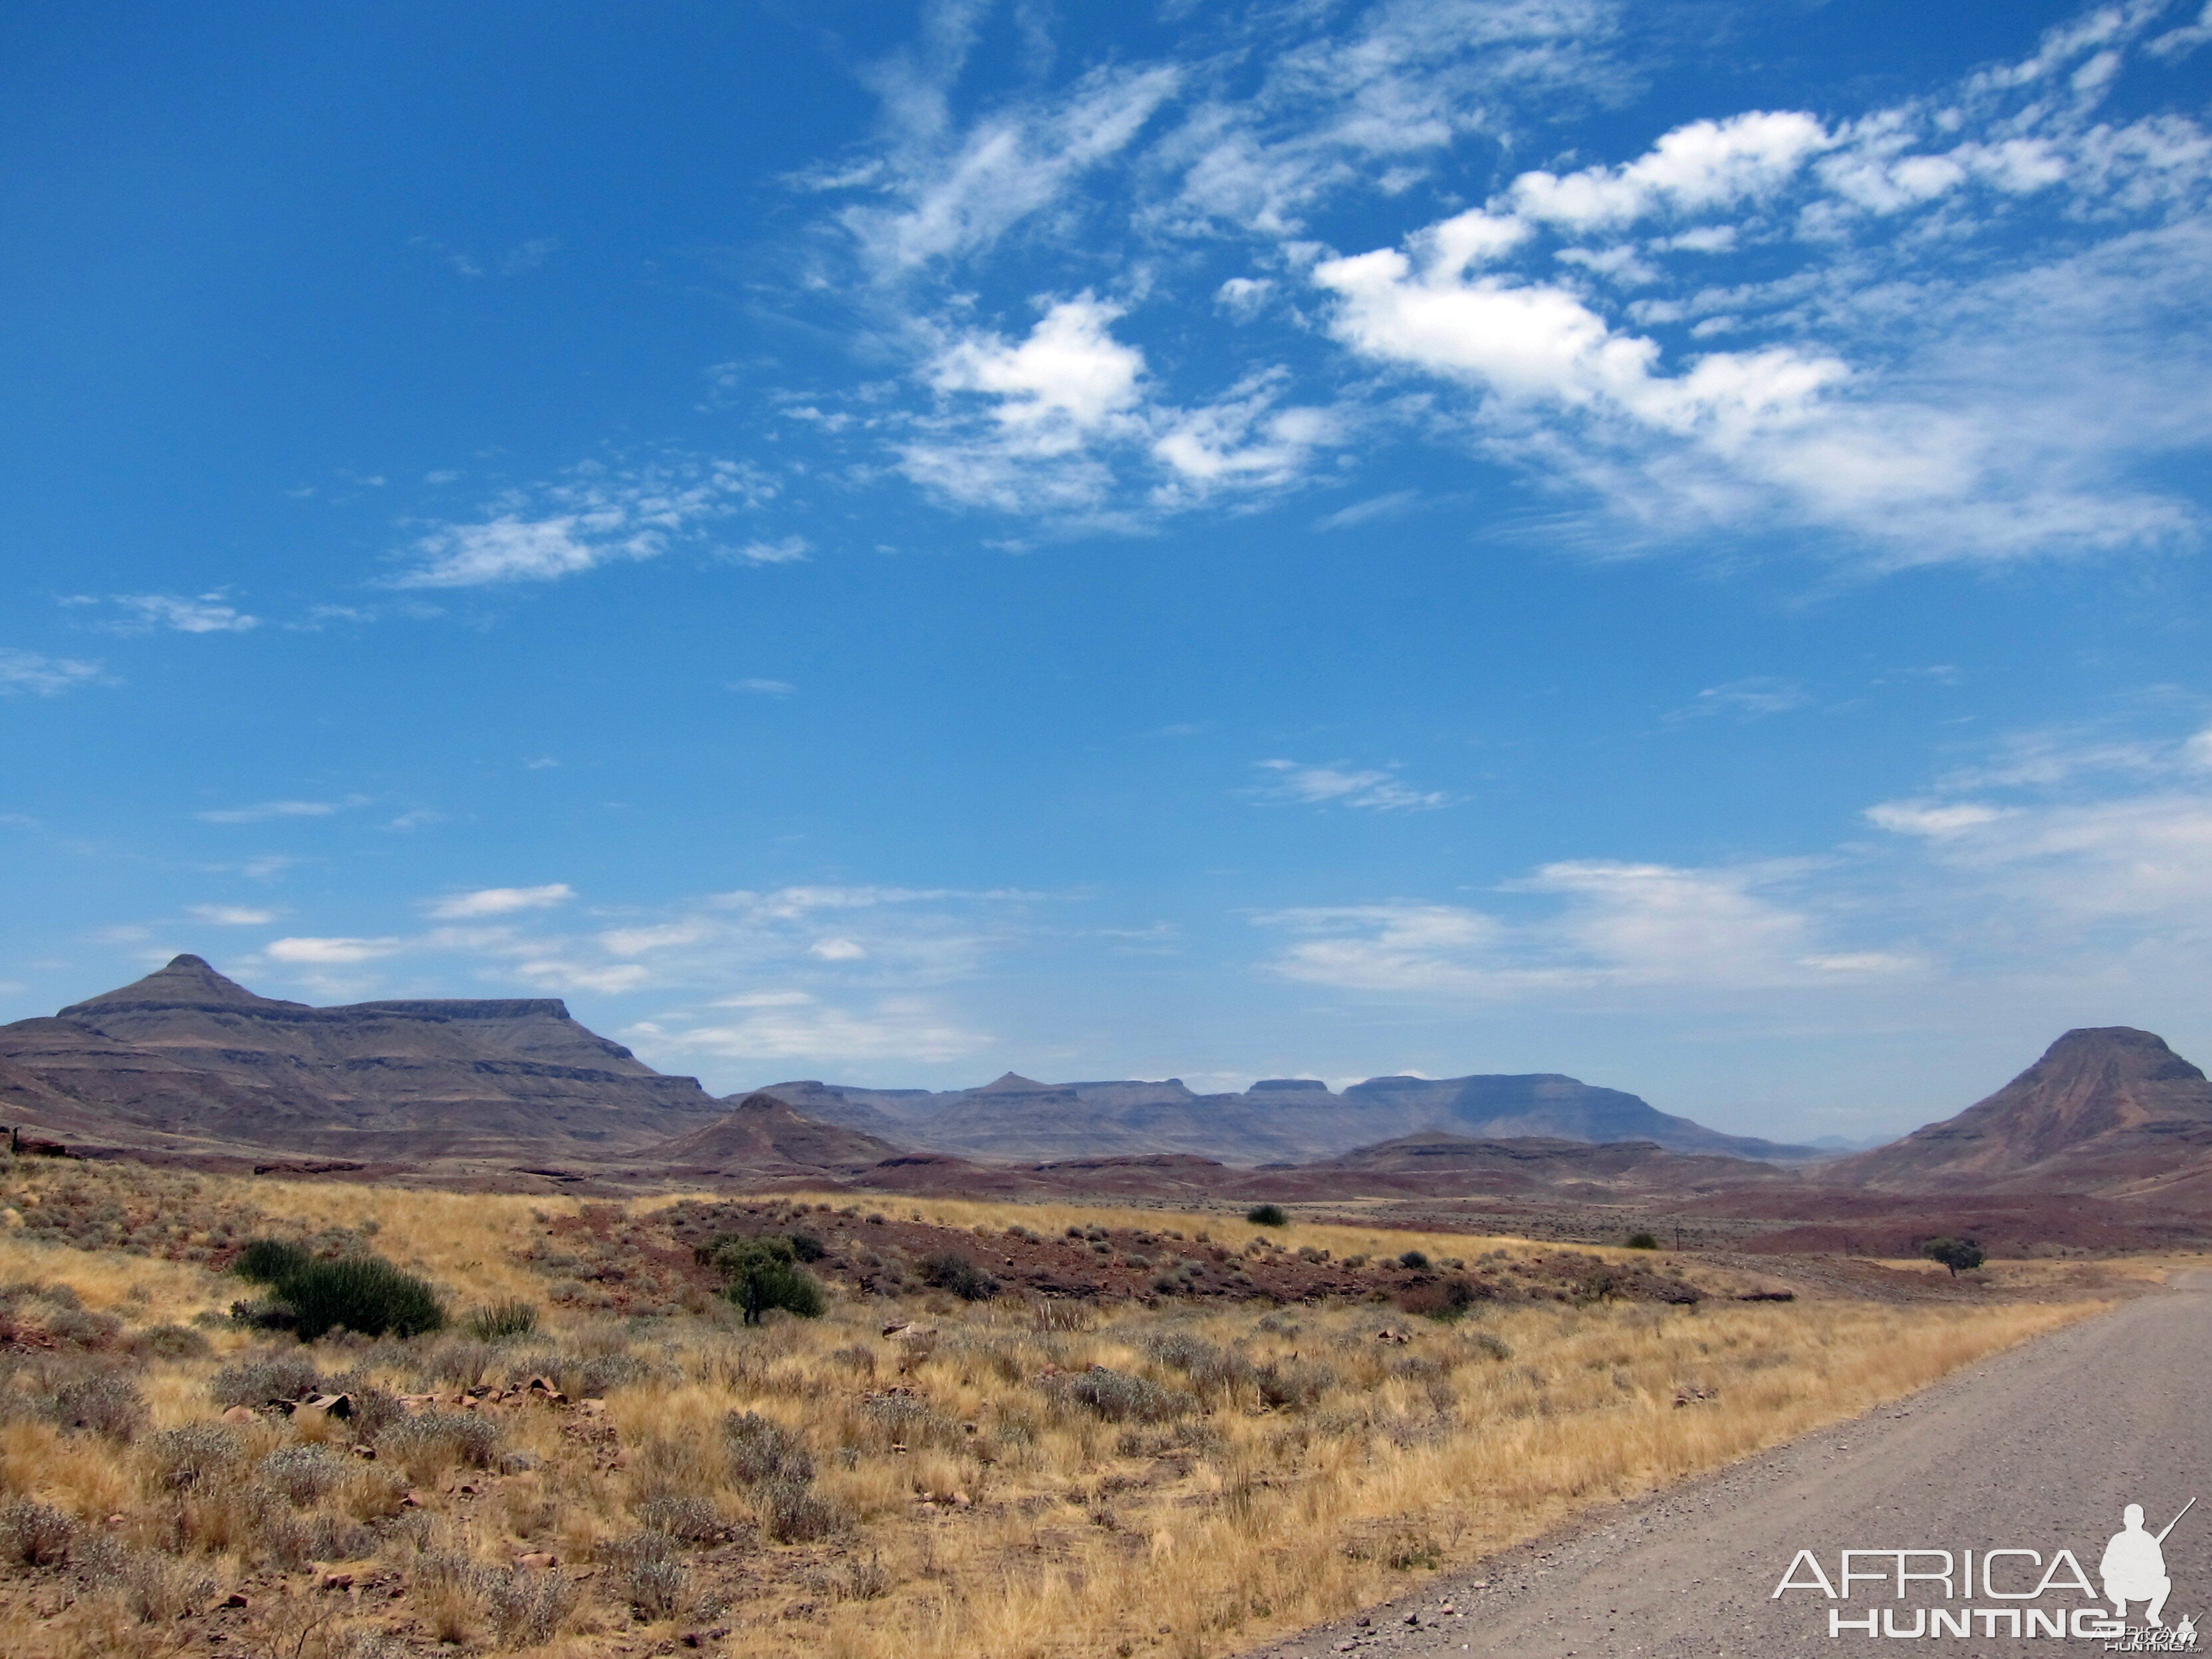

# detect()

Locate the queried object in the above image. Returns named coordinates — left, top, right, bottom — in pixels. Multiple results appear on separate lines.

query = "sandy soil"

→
left=1243, top=1271, right=2212, bottom=1658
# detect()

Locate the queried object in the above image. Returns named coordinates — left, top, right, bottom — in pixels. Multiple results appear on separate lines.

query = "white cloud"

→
left=841, top=61, right=1181, bottom=273
left=265, top=936, right=404, bottom=964
left=428, top=884, right=575, bottom=920
left=1152, top=0, right=1626, bottom=237
left=734, top=678, right=796, bottom=697
left=930, top=297, right=1146, bottom=443
left=1253, top=759, right=1449, bottom=812
left=513, top=958, right=652, bottom=995
left=1670, top=678, right=1811, bottom=721
left=730, top=536, right=810, bottom=566
left=1314, top=220, right=1847, bottom=439
left=1866, top=801, right=2010, bottom=837
left=186, top=904, right=278, bottom=925
left=0, top=650, right=103, bottom=696
left=110, top=593, right=260, bottom=634
left=1151, top=378, right=1335, bottom=498
left=1507, top=110, right=1830, bottom=230
left=1260, top=856, right=1906, bottom=1001
left=195, top=799, right=354, bottom=825
left=809, top=938, right=868, bottom=961
left=631, top=993, right=991, bottom=1064
left=905, top=297, right=1337, bottom=516
left=395, top=457, right=773, bottom=588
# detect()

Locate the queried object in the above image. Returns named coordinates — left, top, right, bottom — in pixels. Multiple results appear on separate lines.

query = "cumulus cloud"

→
left=428, top=884, right=576, bottom=920
left=1507, top=110, right=1830, bottom=230
left=779, top=0, right=2211, bottom=564
left=903, top=297, right=1338, bottom=515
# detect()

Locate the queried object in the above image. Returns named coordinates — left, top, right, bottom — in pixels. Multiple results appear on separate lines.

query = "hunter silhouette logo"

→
left=1772, top=1495, right=2198, bottom=1644
left=2103, top=1499, right=2192, bottom=1628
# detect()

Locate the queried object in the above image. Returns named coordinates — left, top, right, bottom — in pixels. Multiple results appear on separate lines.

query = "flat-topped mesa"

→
left=775, top=1067, right=1817, bottom=1165
left=3, top=956, right=731, bottom=1161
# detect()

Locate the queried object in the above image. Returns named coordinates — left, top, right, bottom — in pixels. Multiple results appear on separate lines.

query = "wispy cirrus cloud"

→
left=630, top=991, right=991, bottom=1065
left=393, top=457, right=777, bottom=588
left=426, top=884, right=576, bottom=920
left=265, top=935, right=404, bottom=964
left=1259, top=859, right=1912, bottom=1000
left=0, top=650, right=104, bottom=696
left=186, top=904, right=279, bottom=926
left=104, top=593, right=260, bottom=634
left=1252, top=759, right=1450, bottom=811
left=195, top=797, right=361, bottom=825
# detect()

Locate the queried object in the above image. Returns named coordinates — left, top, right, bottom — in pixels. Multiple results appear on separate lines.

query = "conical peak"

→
left=61, top=954, right=293, bottom=1013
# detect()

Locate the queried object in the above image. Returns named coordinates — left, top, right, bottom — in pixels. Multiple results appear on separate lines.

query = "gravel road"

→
left=1243, top=1277, right=2212, bottom=1658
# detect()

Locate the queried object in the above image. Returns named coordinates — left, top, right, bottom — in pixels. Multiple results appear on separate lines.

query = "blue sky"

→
left=4, top=0, right=2211, bottom=1142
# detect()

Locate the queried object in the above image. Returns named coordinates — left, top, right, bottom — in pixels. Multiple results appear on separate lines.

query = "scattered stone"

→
left=219, top=1405, right=259, bottom=1425
left=515, top=1551, right=558, bottom=1569
left=224, top=1593, right=249, bottom=1609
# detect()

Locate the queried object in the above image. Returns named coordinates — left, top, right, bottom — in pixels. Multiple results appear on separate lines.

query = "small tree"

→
left=1625, top=1231, right=1660, bottom=1251
left=711, top=1237, right=826, bottom=1325
left=1245, top=1204, right=1289, bottom=1228
left=1920, top=1236, right=1985, bottom=1276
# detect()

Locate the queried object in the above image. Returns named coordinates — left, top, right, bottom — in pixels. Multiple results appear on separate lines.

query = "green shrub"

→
left=464, top=1299, right=540, bottom=1342
left=1245, top=1204, right=1289, bottom=1227
left=1625, top=1231, right=1660, bottom=1251
left=920, top=1251, right=999, bottom=1301
left=1398, top=1249, right=1429, bottom=1269
left=707, top=1237, right=824, bottom=1326
left=787, top=1231, right=828, bottom=1263
left=232, top=1237, right=312, bottom=1285
left=281, top=1257, right=447, bottom=1341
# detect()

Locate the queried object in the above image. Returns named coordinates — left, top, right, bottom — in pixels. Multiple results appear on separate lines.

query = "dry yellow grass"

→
left=0, top=1161, right=2112, bottom=1659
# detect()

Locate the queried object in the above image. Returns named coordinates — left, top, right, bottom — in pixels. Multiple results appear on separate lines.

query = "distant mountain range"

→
left=755, top=1069, right=1823, bottom=1164
left=13, top=959, right=2212, bottom=1229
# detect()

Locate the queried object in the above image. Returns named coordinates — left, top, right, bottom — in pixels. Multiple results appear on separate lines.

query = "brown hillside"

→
left=633, top=1092, right=900, bottom=1177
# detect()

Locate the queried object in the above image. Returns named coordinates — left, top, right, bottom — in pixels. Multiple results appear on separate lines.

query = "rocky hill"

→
left=0, top=955, right=729, bottom=1162
left=760, top=1069, right=1816, bottom=1164
left=1828, top=1027, right=2212, bottom=1194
